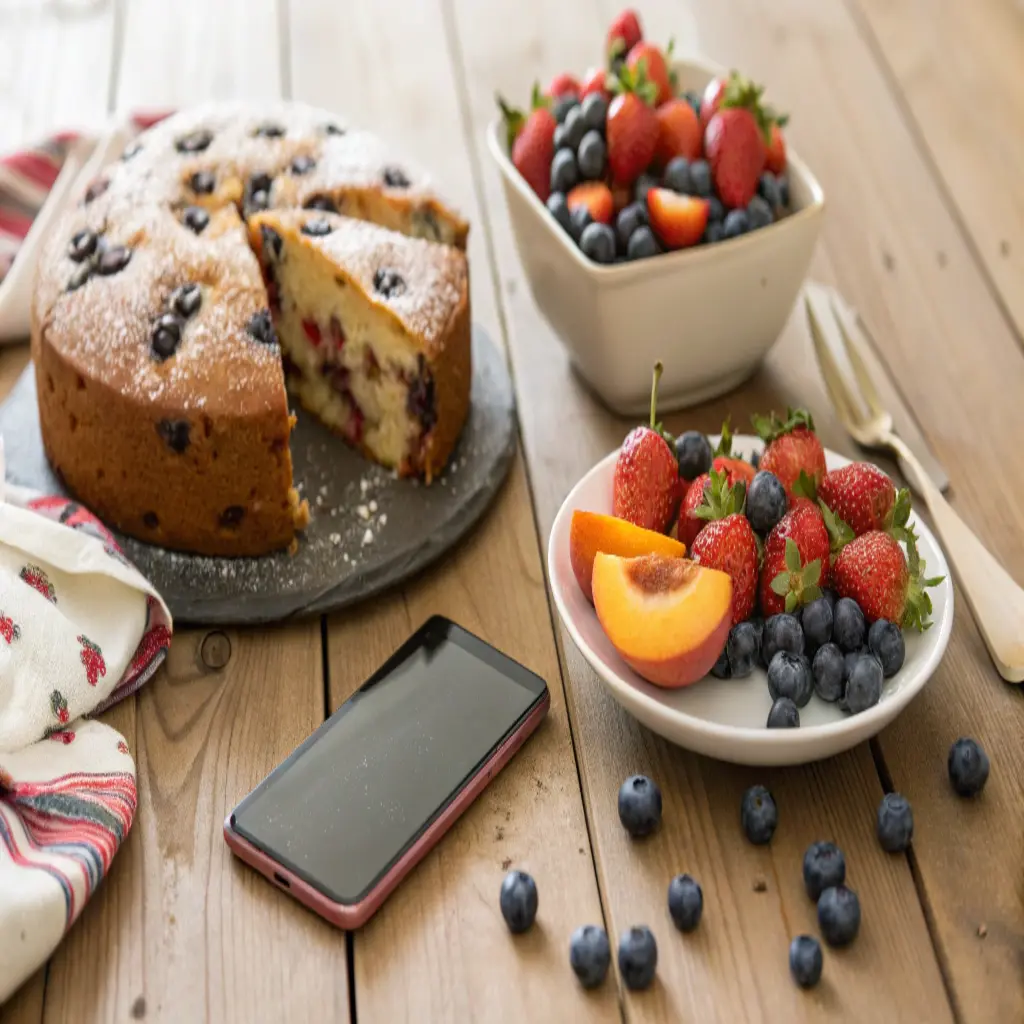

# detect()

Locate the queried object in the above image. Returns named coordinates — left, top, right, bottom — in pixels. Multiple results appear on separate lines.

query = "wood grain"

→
left=290, top=1, right=615, bottom=1019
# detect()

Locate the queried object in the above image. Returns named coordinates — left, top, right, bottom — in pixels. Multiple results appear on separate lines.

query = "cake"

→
left=31, top=102, right=471, bottom=557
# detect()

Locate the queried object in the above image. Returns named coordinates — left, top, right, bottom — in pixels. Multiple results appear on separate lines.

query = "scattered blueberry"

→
left=246, top=309, right=278, bottom=346
left=547, top=192, right=573, bottom=235
left=626, top=226, right=658, bottom=260
left=820, top=587, right=838, bottom=613
left=767, top=651, right=813, bottom=708
left=703, top=221, right=724, bottom=244
left=664, top=157, right=693, bottom=195
left=616, top=202, right=648, bottom=250
left=580, top=222, right=616, bottom=264
left=150, top=313, right=183, bottom=362
left=190, top=170, right=216, bottom=195
left=96, top=245, right=131, bottom=275
left=667, top=874, right=703, bottom=932
left=618, top=774, right=662, bottom=837
left=843, top=649, right=860, bottom=683
left=67, top=264, right=92, bottom=291
left=569, top=925, right=611, bottom=988
left=747, top=196, right=774, bottom=229
left=778, top=175, right=791, bottom=208
left=710, top=644, right=731, bottom=680
left=618, top=926, right=658, bottom=990
left=746, top=471, right=788, bottom=535
left=499, top=870, right=538, bottom=933
left=373, top=267, right=406, bottom=298
left=552, top=122, right=571, bottom=152
left=727, top=621, right=761, bottom=677
left=748, top=616, right=764, bottom=648
left=170, top=283, right=202, bottom=319
left=570, top=205, right=593, bottom=241
left=633, top=172, right=659, bottom=206
left=723, top=208, right=750, bottom=239
left=156, top=419, right=190, bottom=454
left=301, top=218, right=333, bottom=237
left=803, top=841, right=846, bottom=901
left=767, top=697, right=800, bottom=728
left=562, top=106, right=587, bottom=151
left=812, top=643, right=845, bottom=703
left=550, top=149, right=579, bottom=194
left=801, top=598, right=833, bottom=650
left=740, top=785, right=778, bottom=845
left=68, top=229, right=97, bottom=263
left=817, top=885, right=861, bottom=947
left=877, top=792, right=914, bottom=852
left=580, top=92, right=608, bottom=132
left=843, top=655, right=883, bottom=714
left=789, top=935, right=823, bottom=988
left=868, top=619, right=905, bottom=678
left=947, top=738, right=990, bottom=797
left=689, top=159, right=712, bottom=197
left=182, top=205, right=210, bottom=234
left=675, top=430, right=713, bottom=481
left=577, top=130, right=606, bottom=180
left=762, top=613, right=805, bottom=665
left=833, top=598, right=866, bottom=652
left=553, top=94, right=579, bottom=124
left=758, top=172, right=782, bottom=210
left=707, top=196, right=725, bottom=223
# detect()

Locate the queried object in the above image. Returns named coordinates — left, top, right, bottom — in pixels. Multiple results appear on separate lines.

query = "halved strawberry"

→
left=546, top=72, right=580, bottom=99
left=607, top=8, right=643, bottom=61
left=606, top=63, right=658, bottom=184
left=567, top=182, right=615, bottom=225
left=654, top=98, right=702, bottom=166
left=497, top=85, right=556, bottom=202
left=647, top=188, right=708, bottom=249
left=626, top=41, right=674, bottom=106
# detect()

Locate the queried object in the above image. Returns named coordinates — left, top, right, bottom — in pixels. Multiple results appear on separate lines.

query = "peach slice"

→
left=592, top=553, right=732, bottom=688
left=570, top=510, right=687, bottom=604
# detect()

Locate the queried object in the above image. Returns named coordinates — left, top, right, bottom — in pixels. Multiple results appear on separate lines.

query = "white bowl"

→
left=546, top=437, right=953, bottom=766
left=488, top=55, right=825, bottom=416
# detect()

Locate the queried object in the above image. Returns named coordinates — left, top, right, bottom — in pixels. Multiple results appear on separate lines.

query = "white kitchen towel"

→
left=0, top=444, right=172, bottom=1003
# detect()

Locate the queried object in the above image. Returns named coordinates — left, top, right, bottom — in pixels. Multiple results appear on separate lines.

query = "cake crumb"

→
left=362, top=528, right=373, bottom=545
left=752, top=877, right=767, bottom=893
left=369, top=499, right=378, bottom=513
left=977, top=923, right=988, bottom=938
left=357, top=504, right=370, bottom=520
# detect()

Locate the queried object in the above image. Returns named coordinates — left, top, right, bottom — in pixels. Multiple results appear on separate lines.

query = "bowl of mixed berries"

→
left=546, top=366, right=952, bottom=766
left=488, top=8, right=824, bottom=416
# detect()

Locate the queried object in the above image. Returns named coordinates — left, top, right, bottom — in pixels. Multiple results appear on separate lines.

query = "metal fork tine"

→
left=829, top=294, right=886, bottom=418
left=804, top=294, right=862, bottom=429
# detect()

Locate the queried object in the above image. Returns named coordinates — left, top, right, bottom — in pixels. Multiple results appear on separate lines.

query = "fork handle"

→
left=885, top=433, right=1024, bottom=683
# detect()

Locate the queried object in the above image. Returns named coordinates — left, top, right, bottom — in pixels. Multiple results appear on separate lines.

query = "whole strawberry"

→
left=752, top=407, right=827, bottom=500
left=832, top=531, right=943, bottom=629
left=606, top=64, right=658, bottom=184
left=677, top=472, right=711, bottom=548
left=606, top=8, right=643, bottom=61
left=613, top=362, right=679, bottom=533
left=759, top=499, right=831, bottom=615
left=497, top=85, right=556, bottom=202
left=818, top=462, right=911, bottom=539
left=712, top=417, right=756, bottom=487
left=691, top=472, right=760, bottom=624
left=703, top=73, right=772, bottom=209
left=626, top=41, right=674, bottom=106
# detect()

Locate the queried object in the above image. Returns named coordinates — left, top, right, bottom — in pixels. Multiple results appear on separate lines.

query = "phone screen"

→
left=229, top=617, right=547, bottom=906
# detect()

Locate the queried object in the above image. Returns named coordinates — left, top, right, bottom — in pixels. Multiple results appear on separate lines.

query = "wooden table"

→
left=2, top=0, right=1022, bottom=1020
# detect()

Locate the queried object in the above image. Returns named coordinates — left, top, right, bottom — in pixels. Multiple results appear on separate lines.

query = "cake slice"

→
left=248, top=210, right=471, bottom=480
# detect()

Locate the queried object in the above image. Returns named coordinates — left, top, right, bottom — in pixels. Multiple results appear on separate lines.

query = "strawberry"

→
left=765, top=120, right=787, bottom=175
left=607, top=8, right=643, bottom=61
left=580, top=66, right=611, bottom=100
left=690, top=471, right=760, bottom=624
left=647, top=188, right=708, bottom=248
left=654, top=98, right=702, bottom=165
left=711, top=417, right=757, bottom=487
left=759, top=500, right=831, bottom=615
left=832, top=531, right=943, bottom=629
left=704, top=73, right=772, bottom=208
left=611, top=181, right=633, bottom=214
left=752, top=407, right=827, bottom=500
left=626, top=41, right=674, bottom=106
left=613, top=362, right=679, bottom=533
left=567, top=181, right=615, bottom=225
left=497, top=85, right=555, bottom=202
left=677, top=473, right=711, bottom=548
left=546, top=73, right=580, bottom=99
left=606, top=63, right=658, bottom=184
left=699, top=77, right=727, bottom=128
left=818, top=462, right=911, bottom=539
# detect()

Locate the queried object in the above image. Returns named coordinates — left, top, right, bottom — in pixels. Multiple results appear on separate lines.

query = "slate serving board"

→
left=0, top=328, right=517, bottom=625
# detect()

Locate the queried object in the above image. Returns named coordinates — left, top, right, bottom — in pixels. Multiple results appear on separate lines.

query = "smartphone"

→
left=223, top=615, right=549, bottom=929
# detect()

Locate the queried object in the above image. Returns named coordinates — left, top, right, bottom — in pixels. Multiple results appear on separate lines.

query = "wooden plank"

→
left=444, top=0, right=1024, bottom=1016
left=289, top=2, right=616, bottom=1019
left=39, top=2, right=348, bottom=1021
left=850, top=0, right=1024, bottom=348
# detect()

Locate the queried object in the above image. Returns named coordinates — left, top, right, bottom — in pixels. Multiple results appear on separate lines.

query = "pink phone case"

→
left=223, top=690, right=549, bottom=930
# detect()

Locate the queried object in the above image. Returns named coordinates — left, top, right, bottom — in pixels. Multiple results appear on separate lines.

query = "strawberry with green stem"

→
left=752, top=407, right=827, bottom=500
left=759, top=499, right=831, bottom=615
left=818, top=462, right=912, bottom=539
left=712, top=417, right=757, bottom=487
left=606, top=62, right=659, bottom=184
left=497, top=84, right=556, bottom=202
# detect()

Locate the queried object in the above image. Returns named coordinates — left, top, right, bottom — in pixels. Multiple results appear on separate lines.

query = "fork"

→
left=806, top=293, right=1024, bottom=683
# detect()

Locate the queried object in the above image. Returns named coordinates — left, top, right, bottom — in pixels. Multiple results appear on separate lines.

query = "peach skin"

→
left=592, top=553, right=732, bottom=688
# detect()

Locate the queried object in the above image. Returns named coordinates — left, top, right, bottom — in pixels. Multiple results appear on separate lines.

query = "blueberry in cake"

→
left=31, top=102, right=470, bottom=557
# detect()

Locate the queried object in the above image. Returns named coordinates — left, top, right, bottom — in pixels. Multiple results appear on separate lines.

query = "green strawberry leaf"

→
left=713, top=417, right=734, bottom=458
left=784, top=537, right=802, bottom=573
left=803, top=583, right=823, bottom=603
left=785, top=591, right=799, bottom=613
left=496, top=94, right=525, bottom=151
left=770, top=572, right=791, bottom=597
left=694, top=469, right=743, bottom=521
left=891, top=487, right=912, bottom=529
left=804, top=558, right=822, bottom=587
left=819, top=500, right=855, bottom=554
left=792, top=470, right=818, bottom=502
left=751, top=407, right=816, bottom=443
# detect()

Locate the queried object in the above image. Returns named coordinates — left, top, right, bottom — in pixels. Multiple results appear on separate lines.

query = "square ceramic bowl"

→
left=488, top=55, right=825, bottom=416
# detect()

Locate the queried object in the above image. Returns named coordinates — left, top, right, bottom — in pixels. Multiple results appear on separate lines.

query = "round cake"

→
left=31, top=102, right=471, bottom=557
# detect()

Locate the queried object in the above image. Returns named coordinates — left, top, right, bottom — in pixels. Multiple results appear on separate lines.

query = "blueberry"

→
left=562, top=105, right=587, bottom=150
left=301, top=218, right=333, bottom=237
left=674, top=430, right=713, bottom=481
left=710, top=644, right=731, bottom=679
left=817, top=885, right=861, bottom=947
left=767, top=651, right=813, bottom=708
left=373, top=267, right=406, bottom=298
left=150, top=313, right=183, bottom=362
left=633, top=172, right=660, bottom=206
left=689, top=159, right=712, bottom=196
left=740, top=785, right=778, bottom=845
left=726, top=621, right=761, bottom=678
left=547, top=192, right=573, bottom=235
left=68, top=229, right=98, bottom=262
left=304, top=193, right=338, bottom=214
left=253, top=122, right=286, bottom=138
left=290, top=155, right=316, bottom=175
left=569, top=925, right=610, bottom=988
left=702, top=221, right=724, bottom=245
left=550, top=149, right=579, bottom=194
left=667, top=874, right=703, bottom=932
left=96, top=245, right=131, bottom=275
left=570, top=205, right=593, bottom=241
left=580, top=92, right=608, bottom=133
left=750, top=450, right=761, bottom=469
left=156, top=419, right=190, bottom=454
left=747, top=196, right=774, bottom=230
left=618, top=774, right=662, bottom=837
left=877, top=792, right=914, bottom=852
left=577, top=130, right=606, bottom=180
left=778, top=174, right=791, bottom=207
left=748, top=616, right=764, bottom=648
left=617, top=926, right=658, bottom=990
left=83, top=177, right=109, bottom=203
left=552, top=122, right=572, bottom=152
left=745, top=471, right=788, bottom=535
left=948, top=738, right=990, bottom=797
left=843, top=655, right=883, bottom=714
left=175, top=129, right=213, bottom=154
left=616, top=202, right=648, bottom=249
left=190, top=170, right=216, bottom=195
left=182, top=205, right=210, bottom=234
left=170, top=283, right=202, bottom=319
left=833, top=598, right=866, bottom=652
left=553, top=94, right=579, bottom=124
left=626, top=226, right=658, bottom=260
left=803, top=841, right=846, bottom=901
left=723, top=208, right=750, bottom=239
left=382, top=166, right=410, bottom=188
left=868, top=619, right=905, bottom=677
left=802, top=598, right=833, bottom=650
left=663, top=157, right=693, bottom=194
left=758, top=172, right=782, bottom=210
left=762, top=613, right=804, bottom=665
left=580, top=222, right=616, bottom=264
left=821, top=587, right=838, bottom=612
left=499, top=870, right=538, bottom=933
left=707, top=196, right=725, bottom=223
left=246, top=309, right=278, bottom=347
left=812, top=643, right=845, bottom=702
left=789, top=935, right=823, bottom=988
left=767, top=697, right=800, bottom=729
